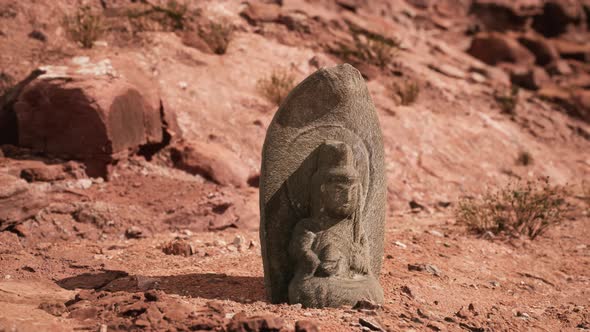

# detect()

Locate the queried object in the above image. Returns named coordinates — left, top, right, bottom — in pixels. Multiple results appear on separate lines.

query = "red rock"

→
left=169, top=141, right=249, bottom=188
left=241, top=2, right=281, bottom=25
left=550, top=39, right=590, bottom=62
left=227, top=314, right=285, bottom=332
left=538, top=86, right=590, bottom=122
left=572, top=89, right=590, bottom=122
left=509, top=66, right=551, bottom=90
left=336, top=0, right=363, bottom=12
left=467, top=32, right=535, bottom=66
left=295, top=320, right=320, bottom=332
left=0, top=173, right=48, bottom=231
left=517, top=33, right=559, bottom=66
left=19, top=161, right=86, bottom=182
left=532, top=1, right=585, bottom=37
left=181, top=31, right=213, bottom=54
left=546, top=60, right=573, bottom=76
left=470, top=0, right=543, bottom=31
left=12, top=61, right=174, bottom=178
left=161, top=239, right=193, bottom=257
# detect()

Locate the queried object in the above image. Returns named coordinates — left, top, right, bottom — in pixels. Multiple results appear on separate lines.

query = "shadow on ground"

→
left=57, top=270, right=265, bottom=303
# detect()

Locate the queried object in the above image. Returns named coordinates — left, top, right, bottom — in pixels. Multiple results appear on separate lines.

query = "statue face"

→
left=320, top=174, right=359, bottom=218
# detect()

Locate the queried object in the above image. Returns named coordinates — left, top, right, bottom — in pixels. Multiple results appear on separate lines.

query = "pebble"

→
left=394, top=241, right=407, bottom=249
left=77, top=179, right=93, bottom=190
left=213, top=239, right=227, bottom=247
left=429, top=230, right=444, bottom=237
left=233, top=235, right=245, bottom=247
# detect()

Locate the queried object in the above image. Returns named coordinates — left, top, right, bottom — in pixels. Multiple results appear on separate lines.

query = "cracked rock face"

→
left=0, top=173, right=48, bottom=231
left=9, top=58, right=176, bottom=178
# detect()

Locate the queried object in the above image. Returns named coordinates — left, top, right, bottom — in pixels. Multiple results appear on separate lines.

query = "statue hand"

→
left=304, top=253, right=321, bottom=276
left=316, top=259, right=340, bottom=277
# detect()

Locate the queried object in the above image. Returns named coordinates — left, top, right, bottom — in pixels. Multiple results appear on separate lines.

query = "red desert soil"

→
left=1, top=0, right=589, bottom=331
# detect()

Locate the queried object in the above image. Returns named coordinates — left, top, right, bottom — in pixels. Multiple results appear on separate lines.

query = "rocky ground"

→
left=0, top=0, right=589, bottom=331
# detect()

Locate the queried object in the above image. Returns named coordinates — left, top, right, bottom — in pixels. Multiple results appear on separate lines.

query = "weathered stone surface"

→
left=467, top=32, right=535, bottom=66
left=260, top=64, right=386, bottom=307
left=0, top=173, right=48, bottom=231
left=19, top=161, right=86, bottom=182
left=532, top=0, right=585, bottom=37
left=509, top=66, right=551, bottom=90
left=295, top=320, right=320, bottom=332
left=517, top=33, right=559, bottom=66
left=240, top=2, right=281, bottom=25
left=169, top=141, right=250, bottom=187
left=470, top=0, right=543, bottom=31
left=9, top=59, right=176, bottom=178
left=227, top=313, right=285, bottom=332
left=550, top=39, right=590, bottom=62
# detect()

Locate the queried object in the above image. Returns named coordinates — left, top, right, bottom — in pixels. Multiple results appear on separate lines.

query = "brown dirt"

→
left=1, top=0, right=589, bottom=331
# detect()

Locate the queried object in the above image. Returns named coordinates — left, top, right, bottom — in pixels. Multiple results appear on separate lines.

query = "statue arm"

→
left=289, top=221, right=320, bottom=276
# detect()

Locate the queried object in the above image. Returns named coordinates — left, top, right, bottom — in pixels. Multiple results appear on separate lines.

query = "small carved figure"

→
left=288, top=141, right=383, bottom=308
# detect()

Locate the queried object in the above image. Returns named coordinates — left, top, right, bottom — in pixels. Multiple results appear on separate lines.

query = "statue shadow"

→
left=57, top=270, right=265, bottom=303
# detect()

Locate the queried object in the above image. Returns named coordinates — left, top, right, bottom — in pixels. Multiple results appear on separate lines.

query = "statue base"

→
left=288, top=274, right=384, bottom=308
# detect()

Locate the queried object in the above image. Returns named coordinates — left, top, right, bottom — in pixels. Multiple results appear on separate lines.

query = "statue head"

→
left=311, top=140, right=361, bottom=220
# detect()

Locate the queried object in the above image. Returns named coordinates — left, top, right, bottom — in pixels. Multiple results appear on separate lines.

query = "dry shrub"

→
left=332, top=32, right=400, bottom=69
left=391, top=79, right=420, bottom=106
left=126, top=0, right=194, bottom=32
left=516, top=150, right=534, bottom=166
left=63, top=6, right=105, bottom=48
left=199, top=21, right=234, bottom=55
left=456, top=178, right=567, bottom=240
left=257, top=69, right=297, bottom=107
left=494, top=85, right=519, bottom=114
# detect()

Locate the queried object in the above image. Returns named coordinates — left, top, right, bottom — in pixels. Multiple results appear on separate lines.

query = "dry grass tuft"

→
left=391, top=79, right=420, bottom=106
left=456, top=178, right=567, bottom=240
left=199, top=21, right=234, bottom=55
left=63, top=6, right=105, bottom=48
left=257, top=69, right=297, bottom=107
left=332, top=31, right=401, bottom=69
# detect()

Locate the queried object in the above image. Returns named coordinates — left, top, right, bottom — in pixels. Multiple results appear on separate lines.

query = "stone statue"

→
left=260, top=64, right=386, bottom=308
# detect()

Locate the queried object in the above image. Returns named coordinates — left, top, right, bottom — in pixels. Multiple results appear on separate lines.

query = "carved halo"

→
left=285, top=124, right=370, bottom=219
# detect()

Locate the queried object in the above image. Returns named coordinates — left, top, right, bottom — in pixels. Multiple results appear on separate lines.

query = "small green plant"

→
left=494, top=85, right=519, bottom=114
left=391, top=79, right=420, bottom=106
left=332, top=31, right=400, bottom=69
left=257, top=69, right=297, bottom=107
left=199, top=21, right=234, bottom=55
left=456, top=178, right=567, bottom=240
left=516, top=150, right=534, bottom=166
left=63, top=6, right=105, bottom=48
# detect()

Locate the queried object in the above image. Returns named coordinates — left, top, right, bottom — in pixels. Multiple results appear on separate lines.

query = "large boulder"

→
left=0, top=173, right=48, bottom=231
left=169, top=141, right=251, bottom=188
left=11, top=58, right=175, bottom=177
left=467, top=32, right=536, bottom=66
